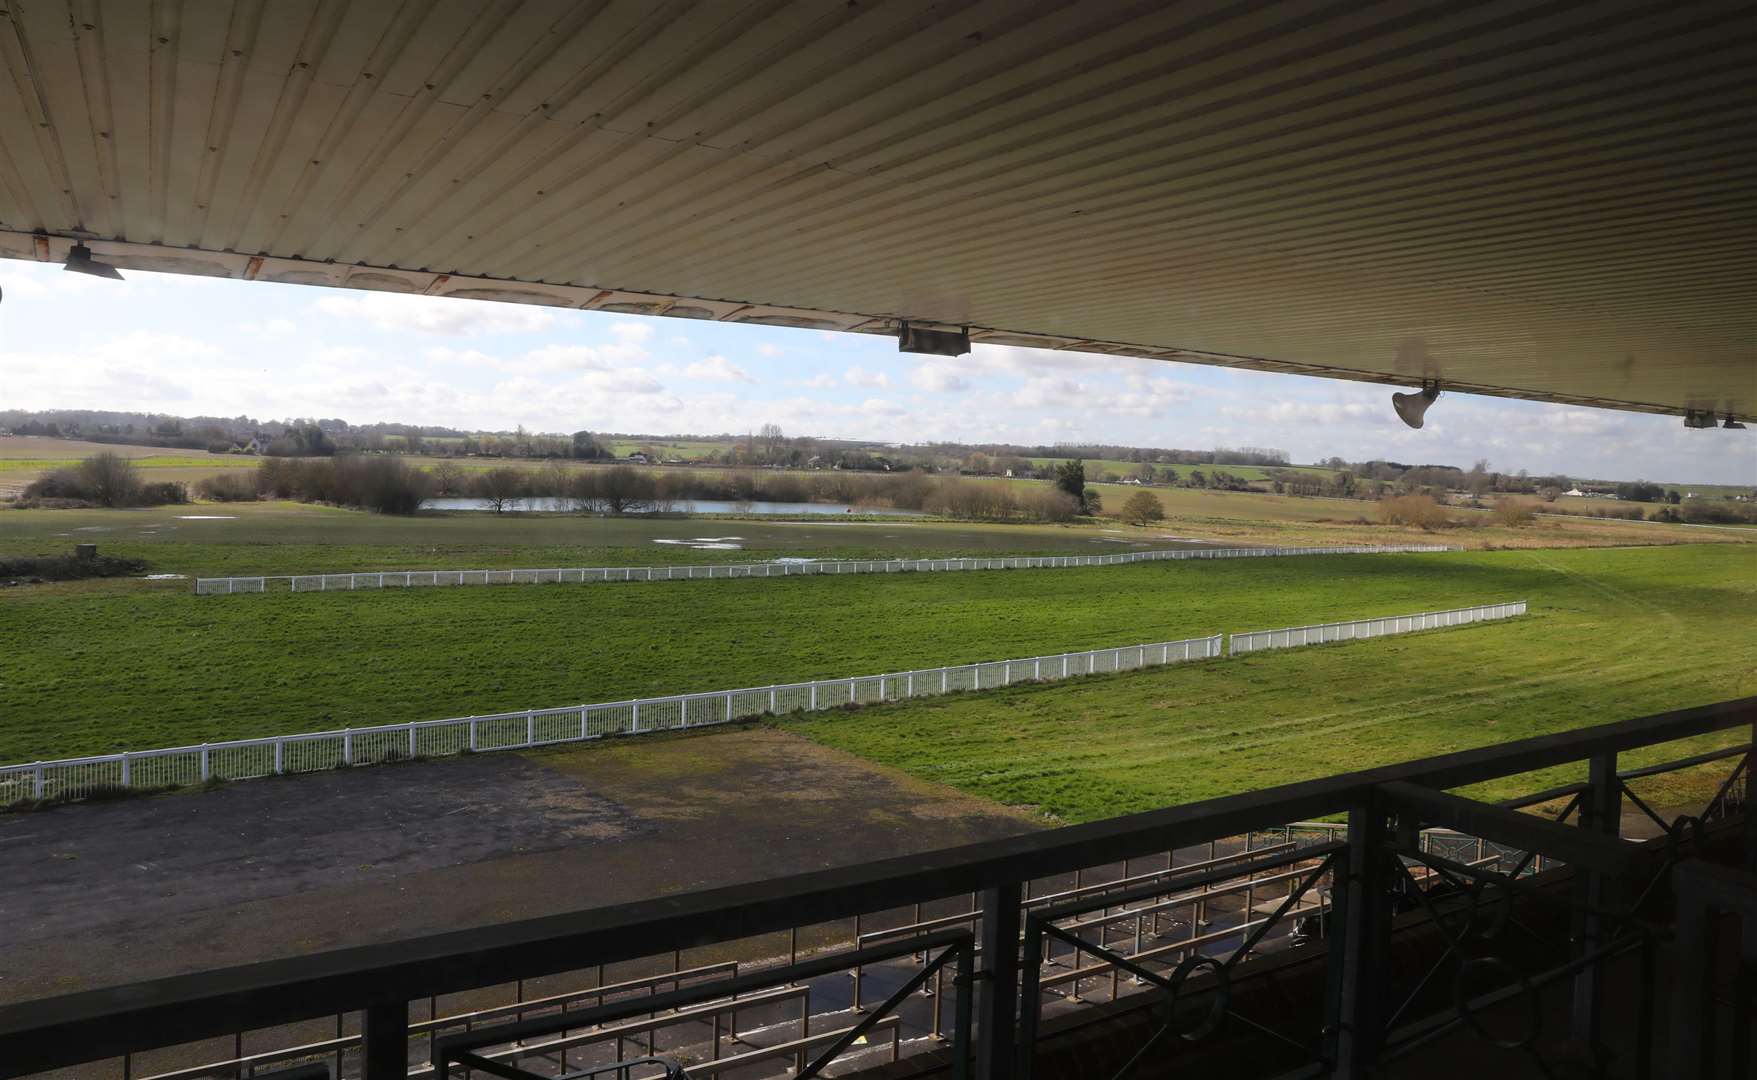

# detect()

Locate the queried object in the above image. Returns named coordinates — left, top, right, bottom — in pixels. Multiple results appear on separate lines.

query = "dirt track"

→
left=0, top=727, right=1038, bottom=1005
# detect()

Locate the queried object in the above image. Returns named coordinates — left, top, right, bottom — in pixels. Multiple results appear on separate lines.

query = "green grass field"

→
left=785, top=544, right=1757, bottom=820
left=2, top=543, right=1751, bottom=785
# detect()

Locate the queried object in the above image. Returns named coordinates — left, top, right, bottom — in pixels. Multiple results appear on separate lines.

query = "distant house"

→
left=626, top=452, right=650, bottom=465
left=1564, top=487, right=1585, bottom=496
left=1119, top=476, right=1143, bottom=485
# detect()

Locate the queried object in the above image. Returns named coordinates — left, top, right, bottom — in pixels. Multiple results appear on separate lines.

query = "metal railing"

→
left=1228, top=600, right=1527, bottom=654
left=192, top=543, right=1457, bottom=595
left=0, top=697, right=1747, bottom=1080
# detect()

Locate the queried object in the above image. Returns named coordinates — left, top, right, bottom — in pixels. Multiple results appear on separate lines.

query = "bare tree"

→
left=600, top=466, right=655, bottom=515
left=476, top=466, right=527, bottom=513
left=429, top=460, right=463, bottom=495
left=76, top=453, right=142, bottom=507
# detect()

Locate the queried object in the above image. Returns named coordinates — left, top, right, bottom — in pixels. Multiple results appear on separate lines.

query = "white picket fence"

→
left=0, top=597, right=1527, bottom=806
left=193, top=543, right=1457, bottom=595
left=0, top=633, right=1225, bottom=804
left=1229, top=601, right=1527, bottom=654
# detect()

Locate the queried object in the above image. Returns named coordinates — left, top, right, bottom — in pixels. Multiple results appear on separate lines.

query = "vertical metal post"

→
left=361, top=1000, right=408, bottom=1080
left=201, top=744, right=210, bottom=780
left=1667, top=880, right=1714, bottom=1079
left=274, top=739, right=283, bottom=774
left=120, top=752, right=130, bottom=786
left=1570, top=752, right=1620, bottom=1052
left=1330, top=799, right=1395, bottom=1077
left=1747, top=718, right=1757, bottom=876
left=977, top=879, right=1022, bottom=1080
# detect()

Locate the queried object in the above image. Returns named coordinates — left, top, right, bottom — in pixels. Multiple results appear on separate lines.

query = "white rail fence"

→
left=0, top=633, right=1223, bottom=804
left=0, top=598, right=1526, bottom=806
left=1227, top=601, right=1527, bottom=655
left=193, top=543, right=1457, bottom=595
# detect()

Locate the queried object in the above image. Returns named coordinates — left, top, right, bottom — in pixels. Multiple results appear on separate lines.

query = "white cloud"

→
left=844, top=366, right=891, bottom=388
left=788, top=373, right=838, bottom=389
left=911, top=363, right=971, bottom=392
left=314, top=292, right=556, bottom=336
left=609, top=320, right=655, bottom=343
left=758, top=343, right=783, bottom=358
left=682, top=355, right=755, bottom=383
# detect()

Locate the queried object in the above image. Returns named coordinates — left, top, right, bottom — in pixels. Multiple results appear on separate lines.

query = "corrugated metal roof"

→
left=1, top=0, right=1751, bottom=419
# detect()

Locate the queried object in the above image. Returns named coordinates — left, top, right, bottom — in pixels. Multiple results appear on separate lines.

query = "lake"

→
left=421, top=497, right=926, bottom=516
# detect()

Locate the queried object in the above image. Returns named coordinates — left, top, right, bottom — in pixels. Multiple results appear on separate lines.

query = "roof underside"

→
left=1, top=0, right=1752, bottom=419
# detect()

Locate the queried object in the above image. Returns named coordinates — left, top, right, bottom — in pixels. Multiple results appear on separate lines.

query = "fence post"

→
left=342, top=731, right=351, bottom=765
left=724, top=691, right=734, bottom=721
left=33, top=763, right=44, bottom=799
left=274, top=738, right=283, bottom=774
left=526, top=712, right=535, bottom=746
left=200, top=744, right=211, bottom=780
left=770, top=687, right=777, bottom=712
left=408, top=725, right=417, bottom=760
left=810, top=684, right=818, bottom=709
left=120, top=752, right=130, bottom=787
left=469, top=718, right=478, bottom=750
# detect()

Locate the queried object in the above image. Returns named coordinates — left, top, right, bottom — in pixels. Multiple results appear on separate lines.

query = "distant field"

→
left=787, top=544, right=1757, bottom=821
left=0, top=502, right=1173, bottom=576
left=1026, top=456, right=1338, bottom=484
left=0, top=436, right=254, bottom=494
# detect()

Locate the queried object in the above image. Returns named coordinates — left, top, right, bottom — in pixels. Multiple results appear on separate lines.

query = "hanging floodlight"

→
left=64, top=243, right=124, bottom=280
left=1683, top=410, right=1716, bottom=429
left=897, top=321, right=970, bottom=357
left=1391, top=380, right=1440, bottom=429
left=1724, top=415, right=1747, bottom=430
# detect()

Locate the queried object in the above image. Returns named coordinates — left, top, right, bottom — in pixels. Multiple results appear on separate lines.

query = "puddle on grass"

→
left=178, top=515, right=237, bottom=520
left=142, top=573, right=187, bottom=580
left=652, top=537, right=744, bottom=550
left=73, top=526, right=112, bottom=532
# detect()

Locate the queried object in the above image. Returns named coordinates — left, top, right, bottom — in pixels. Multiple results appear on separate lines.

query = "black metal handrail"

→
left=0, top=695, right=1750, bottom=1080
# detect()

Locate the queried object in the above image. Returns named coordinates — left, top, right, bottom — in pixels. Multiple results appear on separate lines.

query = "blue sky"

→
left=1, top=260, right=1751, bottom=485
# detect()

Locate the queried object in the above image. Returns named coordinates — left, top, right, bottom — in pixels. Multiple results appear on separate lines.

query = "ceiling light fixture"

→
left=1391, top=380, right=1440, bottom=429
left=1683, top=410, right=1717, bottom=429
left=64, top=242, right=124, bottom=280
left=1724, top=415, right=1747, bottom=430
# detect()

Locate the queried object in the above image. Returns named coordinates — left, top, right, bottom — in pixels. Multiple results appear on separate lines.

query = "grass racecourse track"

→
left=1, top=534, right=1752, bottom=803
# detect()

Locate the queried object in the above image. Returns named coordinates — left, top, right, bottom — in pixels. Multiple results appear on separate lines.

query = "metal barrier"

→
left=1229, top=601, right=1527, bottom=654
left=193, top=543, right=1458, bottom=595
left=0, top=697, right=1748, bottom=1080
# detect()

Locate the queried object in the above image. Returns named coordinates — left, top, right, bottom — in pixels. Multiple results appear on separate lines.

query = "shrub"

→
left=20, top=468, right=92, bottom=504
left=251, top=456, right=432, bottom=514
left=76, top=452, right=141, bottom=507
left=1378, top=494, right=1451, bottom=530
left=136, top=481, right=189, bottom=506
left=196, top=472, right=260, bottom=502
left=1491, top=498, right=1536, bottom=527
